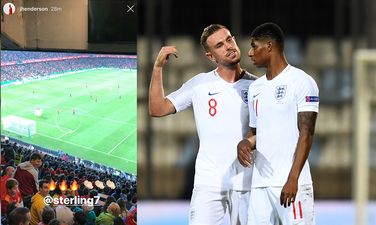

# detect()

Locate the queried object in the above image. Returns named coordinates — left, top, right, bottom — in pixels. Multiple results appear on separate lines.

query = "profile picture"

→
left=3, top=3, right=16, bottom=15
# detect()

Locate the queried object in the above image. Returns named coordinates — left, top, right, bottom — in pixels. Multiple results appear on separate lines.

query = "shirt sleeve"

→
left=166, top=81, right=194, bottom=113
left=296, top=75, right=319, bottom=112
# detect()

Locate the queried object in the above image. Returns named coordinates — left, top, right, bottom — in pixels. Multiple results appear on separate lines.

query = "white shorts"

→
left=189, top=186, right=250, bottom=225
left=247, top=184, right=315, bottom=225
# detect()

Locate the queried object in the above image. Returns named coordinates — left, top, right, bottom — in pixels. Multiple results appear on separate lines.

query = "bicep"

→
left=163, top=98, right=177, bottom=115
left=149, top=96, right=177, bottom=117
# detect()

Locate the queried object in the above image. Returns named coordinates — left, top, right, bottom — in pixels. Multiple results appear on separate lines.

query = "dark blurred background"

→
left=138, top=0, right=376, bottom=200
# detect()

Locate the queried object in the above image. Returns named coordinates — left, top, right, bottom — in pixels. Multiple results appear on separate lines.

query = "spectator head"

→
left=105, top=196, right=116, bottom=205
left=44, top=174, right=52, bottom=182
left=88, top=189, right=98, bottom=198
left=73, top=211, right=86, bottom=225
left=82, top=187, right=89, bottom=196
left=107, top=202, right=120, bottom=217
left=82, top=204, right=94, bottom=213
left=58, top=174, right=66, bottom=183
left=102, top=196, right=116, bottom=213
left=3, top=165, right=15, bottom=177
left=41, top=206, right=55, bottom=225
left=8, top=207, right=31, bottom=225
left=131, top=195, right=137, bottom=204
left=30, top=153, right=43, bottom=168
left=6, top=178, right=19, bottom=196
left=116, top=198, right=126, bottom=212
left=38, top=179, right=50, bottom=196
left=103, top=186, right=111, bottom=195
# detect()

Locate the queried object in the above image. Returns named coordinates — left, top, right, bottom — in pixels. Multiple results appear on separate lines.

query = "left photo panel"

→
left=1, top=0, right=137, bottom=224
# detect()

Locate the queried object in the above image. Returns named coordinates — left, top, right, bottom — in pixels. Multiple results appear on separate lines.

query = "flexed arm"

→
left=149, top=46, right=178, bottom=117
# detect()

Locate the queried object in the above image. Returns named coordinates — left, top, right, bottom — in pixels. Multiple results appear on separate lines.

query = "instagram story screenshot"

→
left=1, top=0, right=137, bottom=224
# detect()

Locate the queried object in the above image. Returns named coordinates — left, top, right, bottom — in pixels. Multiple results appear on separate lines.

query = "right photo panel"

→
left=137, top=0, right=376, bottom=225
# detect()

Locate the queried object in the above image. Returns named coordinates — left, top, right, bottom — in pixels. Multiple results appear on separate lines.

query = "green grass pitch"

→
left=1, top=68, right=137, bottom=175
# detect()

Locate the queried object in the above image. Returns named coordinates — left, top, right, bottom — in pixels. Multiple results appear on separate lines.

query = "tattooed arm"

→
left=280, top=111, right=318, bottom=207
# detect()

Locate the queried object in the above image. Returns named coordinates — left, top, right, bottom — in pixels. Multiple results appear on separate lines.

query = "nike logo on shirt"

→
left=208, top=92, right=220, bottom=96
left=253, top=93, right=260, bottom=98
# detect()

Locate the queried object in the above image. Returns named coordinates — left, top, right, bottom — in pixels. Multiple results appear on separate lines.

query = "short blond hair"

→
left=107, top=202, right=120, bottom=216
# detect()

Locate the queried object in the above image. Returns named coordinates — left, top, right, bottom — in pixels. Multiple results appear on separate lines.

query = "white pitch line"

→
left=37, top=132, right=136, bottom=164
left=107, top=128, right=137, bottom=154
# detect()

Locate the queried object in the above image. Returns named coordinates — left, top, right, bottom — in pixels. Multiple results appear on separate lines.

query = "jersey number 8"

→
left=208, top=98, right=217, bottom=116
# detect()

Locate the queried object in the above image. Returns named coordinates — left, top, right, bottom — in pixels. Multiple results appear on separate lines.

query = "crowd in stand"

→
left=1, top=136, right=137, bottom=225
left=1, top=51, right=137, bottom=82
left=1, top=51, right=83, bottom=63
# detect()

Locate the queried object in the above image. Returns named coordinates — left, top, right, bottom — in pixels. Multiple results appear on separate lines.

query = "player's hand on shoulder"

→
left=237, top=139, right=255, bottom=168
left=154, top=46, right=178, bottom=68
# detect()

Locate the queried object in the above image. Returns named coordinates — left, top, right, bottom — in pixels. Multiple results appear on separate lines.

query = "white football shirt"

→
left=167, top=70, right=257, bottom=191
left=248, top=65, right=319, bottom=187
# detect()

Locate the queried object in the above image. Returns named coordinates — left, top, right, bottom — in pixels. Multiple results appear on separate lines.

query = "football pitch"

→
left=1, top=68, right=137, bottom=175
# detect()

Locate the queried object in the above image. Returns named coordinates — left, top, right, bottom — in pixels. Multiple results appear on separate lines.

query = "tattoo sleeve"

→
left=298, top=112, right=317, bottom=135
left=286, top=111, right=318, bottom=182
